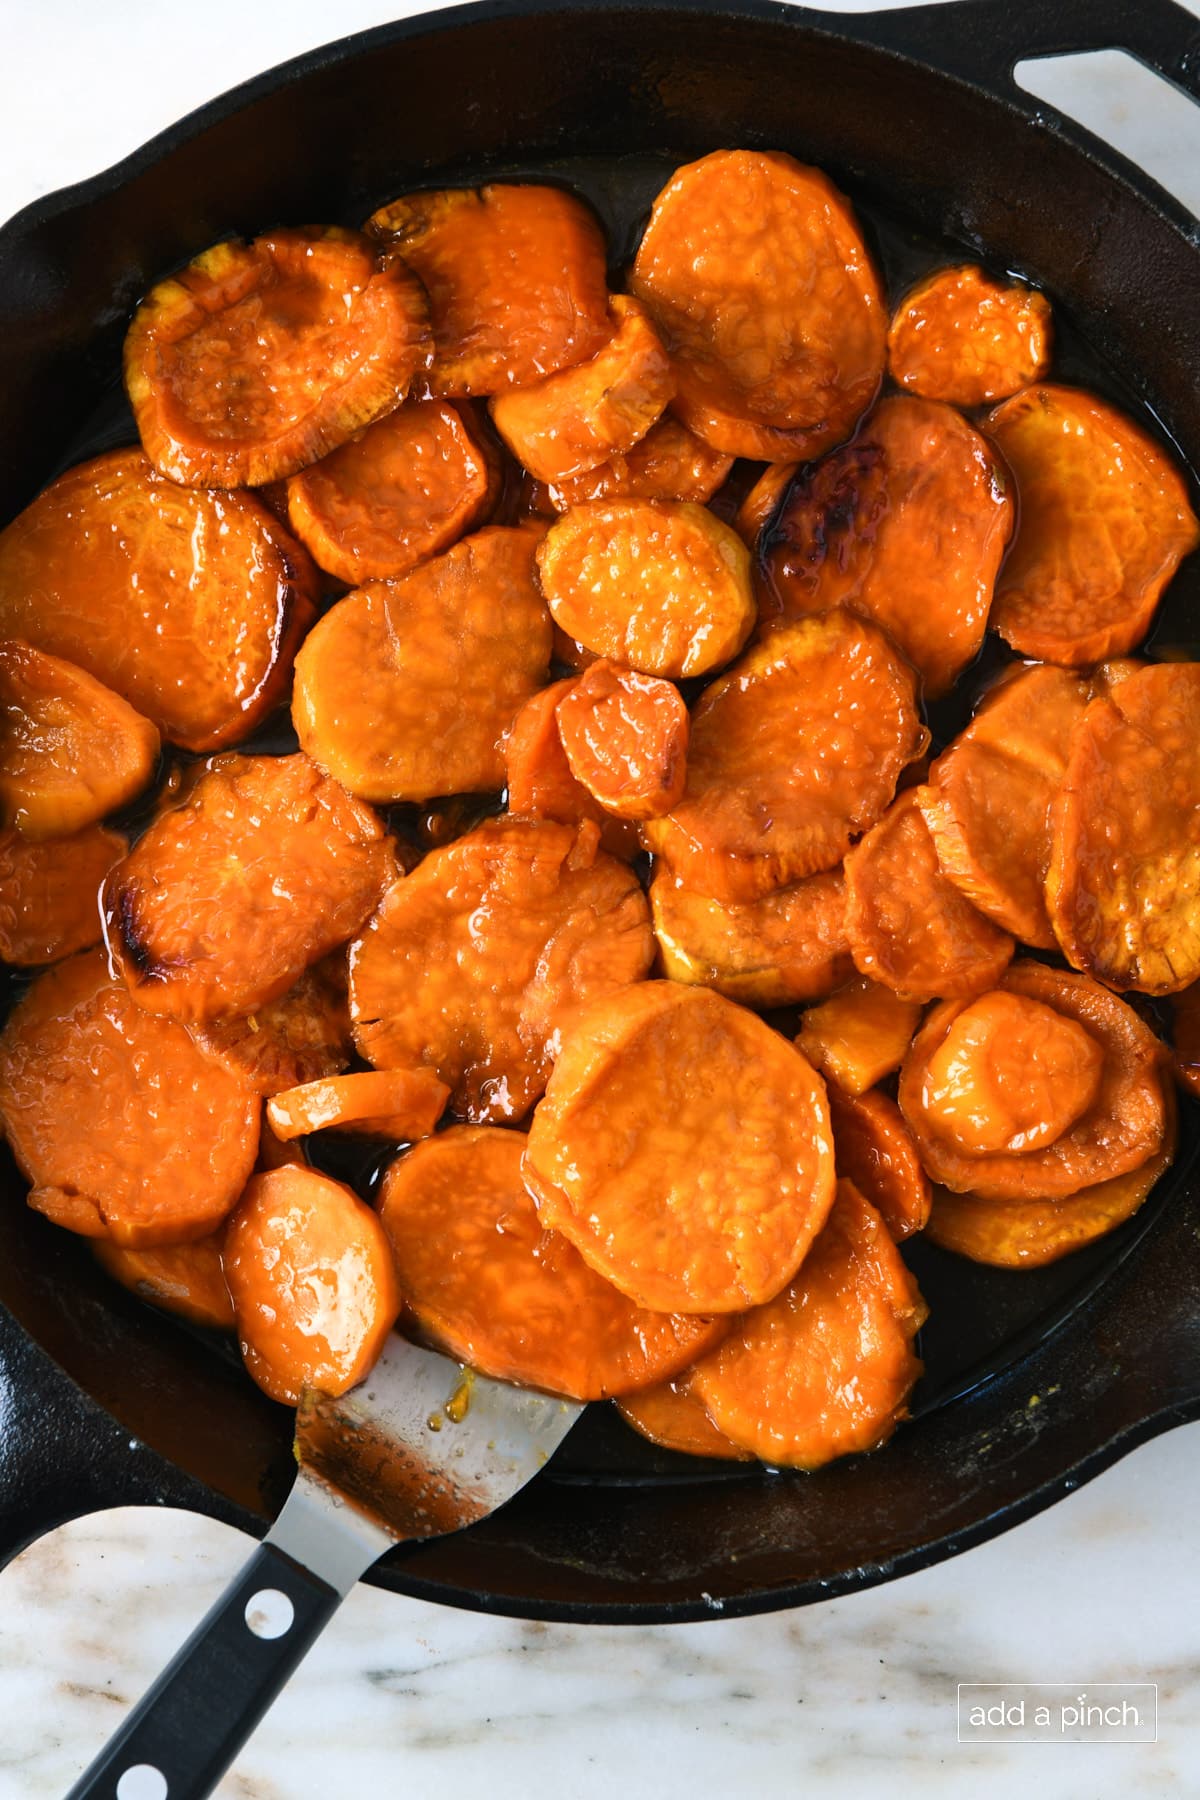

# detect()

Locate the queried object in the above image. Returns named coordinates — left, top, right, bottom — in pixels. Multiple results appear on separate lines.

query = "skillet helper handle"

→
left=65, top=1540, right=340, bottom=1800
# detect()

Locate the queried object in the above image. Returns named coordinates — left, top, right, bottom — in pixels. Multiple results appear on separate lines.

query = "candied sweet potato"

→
left=986, top=385, right=1199, bottom=664
left=366, top=183, right=610, bottom=396
left=0, top=449, right=319, bottom=751
left=536, top=499, right=754, bottom=679
left=267, top=1069, right=450, bottom=1142
left=124, top=226, right=432, bottom=487
left=524, top=981, right=836, bottom=1314
left=350, top=816, right=653, bottom=1123
left=734, top=462, right=798, bottom=549
left=617, top=1376, right=752, bottom=1460
left=760, top=394, right=1013, bottom=697
left=93, top=1231, right=234, bottom=1331
left=796, top=976, right=924, bottom=1096
left=538, top=415, right=732, bottom=512
left=887, top=265, right=1053, bottom=406
left=0, top=952, right=259, bottom=1245
left=630, top=150, right=885, bottom=461
left=554, top=660, right=688, bottom=821
left=293, top=525, right=552, bottom=803
left=827, top=1085, right=932, bottom=1241
left=643, top=611, right=927, bottom=904
left=0, top=824, right=124, bottom=966
left=188, top=958, right=351, bottom=1095
left=503, top=679, right=637, bottom=860
left=651, top=867, right=852, bottom=1008
left=104, top=753, right=394, bottom=1025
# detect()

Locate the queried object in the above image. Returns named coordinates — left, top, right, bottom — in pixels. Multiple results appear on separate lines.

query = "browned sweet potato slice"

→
left=643, top=611, right=927, bottom=904
left=293, top=526, right=552, bottom=803
left=1173, top=981, right=1200, bottom=1098
left=93, top=1231, right=234, bottom=1330
left=267, top=1069, right=450, bottom=1141
left=651, top=867, right=852, bottom=1008
left=760, top=394, right=1014, bottom=697
left=898, top=961, right=1171, bottom=1201
left=0, top=952, right=259, bottom=1245
left=617, top=1375, right=752, bottom=1460
left=0, top=450, right=319, bottom=751
left=1046, top=663, right=1200, bottom=994
left=104, top=753, right=394, bottom=1024
left=502, top=679, right=637, bottom=860
left=796, top=977, right=924, bottom=1096
left=350, top=816, right=653, bottom=1123
left=887, top=265, right=1053, bottom=406
left=844, top=789, right=1014, bottom=1002
left=124, top=226, right=432, bottom=487
left=188, top=958, right=351, bottom=1095
left=986, top=385, right=1199, bottom=664
left=524, top=981, right=836, bottom=1313
left=0, top=824, right=125, bottom=965
left=630, top=150, right=885, bottom=461
left=537, top=499, right=754, bottom=679
left=827, top=1085, right=931, bottom=1241
left=733, top=462, right=798, bottom=548
left=554, top=660, right=688, bottom=820
left=689, top=1180, right=926, bottom=1467
left=366, top=183, right=610, bottom=397
left=537, top=415, right=733, bottom=512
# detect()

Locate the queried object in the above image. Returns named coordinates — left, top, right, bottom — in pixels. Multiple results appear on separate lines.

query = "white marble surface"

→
left=2, top=2, right=1200, bottom=1796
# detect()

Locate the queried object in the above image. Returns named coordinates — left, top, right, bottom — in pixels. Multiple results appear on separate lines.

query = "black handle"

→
left=65, top=1540, right=341, bottom=1800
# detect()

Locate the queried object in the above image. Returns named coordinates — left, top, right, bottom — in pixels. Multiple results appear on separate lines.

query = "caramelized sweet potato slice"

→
left=538, top=415, right=732, bottom=512
left=223, top=1166, right=401, bottom=1405
left=796, top=976, right=924, bottom=1096
left=537, top=499, right=754, bottom=679
left=0, top=449, right=319, bottom=751
left=267, top=1069, right=450, bottom=1142
left=93, top=1231, right=234, bottom=1331
left=293, top=526, right=552, bottom=803
left=827, top=1085, right=931, bottom=1241
left=1172, top=981, right=1200, bottom=1099
left=689, top=1181, right=926, bottom=1468
left=524, top=981, right=836, bottom=1314
left=733, top=462, right=798, bottom=548
left=0, top=952, right=258, bottom=1245
left=650, top=867, right=852, bottom=1008
left=617, top=1376, right=752, bottom=1460
left=887, top=265, right=1053, bottom=406
left=503, top=679, right=637, bottom=860
left=1046, top=663, right=1200, bottom=994
left=379, top=1125, right=724, bottom=1399
left=643, top=611, right=927, bottom=904
left=554, top=660, right=688, bottom=820
left=350, top=816, right=653, bottom=1123
left=986, top=385, right=1199, bottom=664
left=104, top=753, right=394, bottom=1024
left=630, top=150, right=885, bottom=461
left=366, top=183, right=610, bottom=396
left=188, top=958, right=352, bottom=1095
left=0, top=824, right=124, bottom=966
left=760, top=394, right=1014, bottom=697
left=125, top=226, right=432, bottom=487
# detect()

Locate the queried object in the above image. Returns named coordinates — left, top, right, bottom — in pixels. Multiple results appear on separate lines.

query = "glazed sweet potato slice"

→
left=554, top=660, right=688, bottom=820
left=223, top=1166, right=401, bottom=1406
left=898, top=962, right=1171, bottom=1202
left=844, top=789, right=1014, bottom=1002
left=350, top=816, right=653, bottom=1123
left=0, top=824, right=124, bottom=966
left=887, top=265, right=1053, bottom=406
left=689, top=1181, right=926, bottom=1468
left=1046, top=663, right=1200, bottom=994
left=650, top=867, right=852, bottom=1008
left=188, top=958, right=352, bottom=1095
left=104, top=753, right=394, bottom=1025
left=630, top=150, right=885, bottom=461
left=827, top=1085, right=931, bottom=1241
left=293, top=526, right=552, bottom=803
left=537, top=415, right=732, bottom=512
left=733, top=462, right=798, bottom=549
left=986, top=385, right=1199, bottom=664
left=617, top=1376, right=752, bottom=1460
left=760, top=394, right=1014, bottom=697
left=503, top=679, right=637, bottom=860
left=284, top=398, right=499, bottom=585
left=0, top=449, right=319, bottom=751
left=643, top=612, right=927, bottom=904
left=378, top=1126, right=724, bottom=1400
left=366, top=183, right=610, bottom=396
left=124, top=226, right=432, bottom=487
left=537, top=500, right=754, bottom=679
left=267, top=1069, right=450, bottom=1142
left=93, top=1231, right=234, bottom=1331
left=524, top=981, right=836, bottom=1314
left=0, top=952, right=258, bottom=1246
left=796, top=976, right=924, bottom=1096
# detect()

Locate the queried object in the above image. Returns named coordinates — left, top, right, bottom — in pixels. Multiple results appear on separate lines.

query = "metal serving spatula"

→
left=67, top=1335, right=583, bottom=1800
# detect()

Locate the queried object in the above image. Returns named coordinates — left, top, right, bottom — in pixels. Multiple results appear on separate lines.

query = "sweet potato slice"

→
left=284, top=398, right=499, bottom=585
left=0, top=449, right=319, bottom=751
left=267, top=1069, right=450, bottom=1142
left=1046, top=663, right=1200, bottom=994
left=617, top=1376, right=752, bottom=1460
left=0, top=824, right=124, bottom=966
left=104, top=753, right=394, bottom=1024
left=630, top=150, right=885, bottom=461
left=898, top=961, right=1171, bottom=1201
left=760, top=394, right=1013, bottom=697
left=503, top=679, right=637, bottom=860
left=796, top=977, right=924, bottom=1096
left=643, top=611, right=927, bottom=904
left=378, top=1125, right=724, bottom=1399
left=124, top=226, right=432, bottom=487
left=887, top=265, right=1053, bottom=406
left=536, top=499, right=754, bottom=679
left=689, top=1181, right=926, bottom=1468
left=650, top=867, right=852, bottom=1008
left=844, top=789, right=1014, bottom=1002
left=366, top=183, right=610, bottom=396
left=734, top=462, right=798, bottom=548
left=538, top=415, right=732, bottom=512
left=986, top=385, right=1199, bottom=664
left=293, top=526, right=552, bottom=803
left=188, top=958, right=352, bottom=1095
left=554, top=660, right=688, bottom=821
left=827, top=1085, right=931, bottom=1241
left=350, top=816, right=653, bottom=1123
left=523, top=981, right=836, bottom=1314
left=0, top=952, right=259, bottom=1246
left=93, top=1231, right=234, bottom=1331
left=223, top=1166, right=401, bottom=1405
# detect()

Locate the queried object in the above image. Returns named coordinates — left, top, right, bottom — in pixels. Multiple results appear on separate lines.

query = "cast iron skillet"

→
left=1, top=0, right=1199, bottom=1625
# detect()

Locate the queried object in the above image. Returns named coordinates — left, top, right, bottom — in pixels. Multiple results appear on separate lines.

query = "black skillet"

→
left=1, top=0, right=1200, bottom=1626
